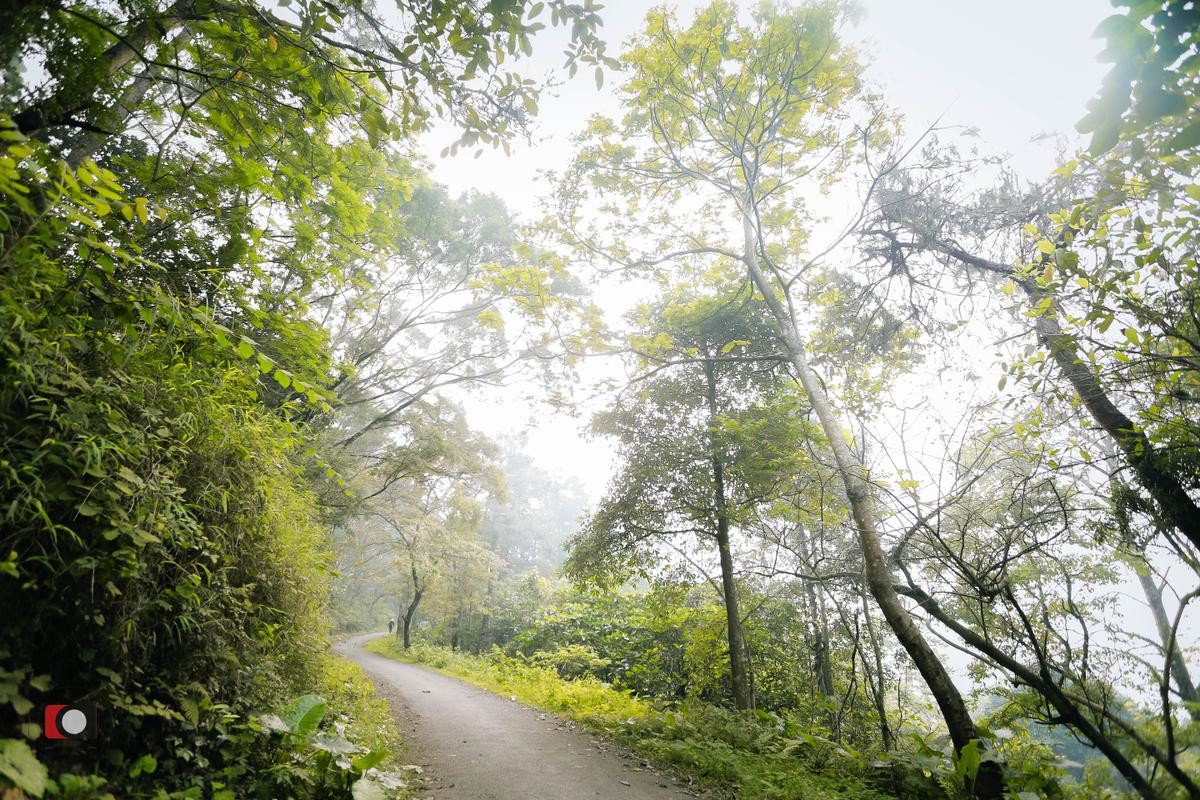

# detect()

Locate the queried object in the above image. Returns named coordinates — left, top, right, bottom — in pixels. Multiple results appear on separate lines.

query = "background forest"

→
left=0, top=1, right=1197, bottom=800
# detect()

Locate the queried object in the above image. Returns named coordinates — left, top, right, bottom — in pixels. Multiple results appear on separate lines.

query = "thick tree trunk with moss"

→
left=703, top=356, right=754, bottom=711
left=739, top=211, right=1002, bottom=798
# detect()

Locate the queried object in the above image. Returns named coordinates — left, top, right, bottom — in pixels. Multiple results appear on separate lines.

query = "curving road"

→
left=336, top=634, right=702, bottom=800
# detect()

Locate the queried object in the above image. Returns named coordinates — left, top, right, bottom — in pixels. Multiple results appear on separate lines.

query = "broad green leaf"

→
left=279, top=694, right=325, bottom=737
left=1166, top=121, right=1200, bottom=152
left=0, top=739, right=48, bottom=797
left=352, top=749, right=387, bottom=771
left=311, top=733, right=359, bottom=754
left=1088, top=123, right=1121, bottom=157
left=955, top=738, right=981, bottom=780
left=351, top=778, right=387, bottom=800
left=129, top=754, right=157, bottom=778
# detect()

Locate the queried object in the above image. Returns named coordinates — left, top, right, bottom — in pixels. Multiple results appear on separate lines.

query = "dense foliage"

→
left=3, top=1, right=1198, bottom=800
left=0, top=0, right=610, bottom=797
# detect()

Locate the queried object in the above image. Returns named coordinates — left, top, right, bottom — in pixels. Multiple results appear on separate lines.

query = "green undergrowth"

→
left=364, top=639, right=898, bottom=800
left=0, top=651, right=410, bottom=799
left=320, top=653, right=407, bottom=772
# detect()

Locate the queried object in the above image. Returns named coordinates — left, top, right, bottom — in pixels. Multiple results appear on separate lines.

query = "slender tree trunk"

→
left=403, top=563, right=423, bottom=650
left=742, top=637, right=757, bottom=712
left=796, top=527, right=837, bottom=729
left=797, top=529, right=836, bottom=700
left=1138, top=571, right=1200, bottom=722
left=740, top=210, right=1002, bottom=797
left=703, top=356, right=753, bottom=711
left=402, top=593, right=420, bottom=650
left=860, top=587, right=895, bottom=750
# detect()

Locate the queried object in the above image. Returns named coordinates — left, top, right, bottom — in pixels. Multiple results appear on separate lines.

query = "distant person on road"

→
left=387, top=618, right=395, bottom=635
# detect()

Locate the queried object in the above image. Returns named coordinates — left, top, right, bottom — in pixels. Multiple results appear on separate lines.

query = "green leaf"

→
left=1137, top=88, right=1188, bottom=119
left=351, top=777, right=388, bottom=800
left=0, top=739, right=48, bottom=797
left=129, top=754, right=157, bottom=778
left=1054, top=250, right=1079, bottom=270
left=273, top=370, right=292, bottom=389
left=352, top=749, right=387, bottom=771
left=1166, top=121, right=1200, bottom=153
left=955, top=738, right=981, bottom=780
left=1088, top=123, right=1121, bottom=157
left=236, top=340, right=254, bottom=360
left=279, top=694, right=325, bottom=737
left=181, top=697, right=200, bottom=726
left=311, top=733, right=359, bottom=754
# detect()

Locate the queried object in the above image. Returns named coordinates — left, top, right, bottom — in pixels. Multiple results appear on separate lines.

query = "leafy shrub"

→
left=0, top=655, right=410, bottom=799
left=0, top=121, right=354, bottom=798
left=528, top=644, right=612, bottom=680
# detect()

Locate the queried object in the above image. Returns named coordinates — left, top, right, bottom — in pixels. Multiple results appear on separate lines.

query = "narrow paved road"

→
left=337, top=634, right=701, bottom=800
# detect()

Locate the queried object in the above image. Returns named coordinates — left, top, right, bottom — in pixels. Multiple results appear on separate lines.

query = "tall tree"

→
left=0, top=0, right=614, bottom=791
left=552, top=3, right=1002, bottom=793
left=568, top=280, right=821, bottom=711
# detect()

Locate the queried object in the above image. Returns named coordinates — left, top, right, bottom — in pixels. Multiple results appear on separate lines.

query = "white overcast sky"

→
left=421, top=0, right=1114, bottom=500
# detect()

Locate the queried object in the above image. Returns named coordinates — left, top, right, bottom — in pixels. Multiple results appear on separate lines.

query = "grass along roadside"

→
left=363, top=639, right=897, bottom=800
left=320, top=651, right=408, bottom=773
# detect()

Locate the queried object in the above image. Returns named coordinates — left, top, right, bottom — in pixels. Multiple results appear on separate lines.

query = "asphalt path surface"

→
left=337, top=633, right=703, bottom=800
